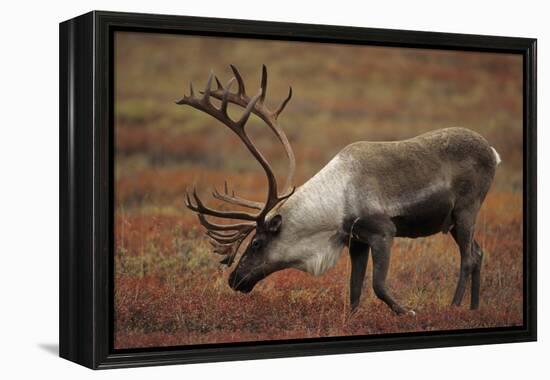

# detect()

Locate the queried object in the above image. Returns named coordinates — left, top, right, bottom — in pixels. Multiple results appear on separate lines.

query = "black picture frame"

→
left=59, top=10, right=537, bottom=369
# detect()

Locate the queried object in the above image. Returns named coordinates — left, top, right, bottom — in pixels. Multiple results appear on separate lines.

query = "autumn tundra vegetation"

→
left=114, top=32, right=523, bottom=348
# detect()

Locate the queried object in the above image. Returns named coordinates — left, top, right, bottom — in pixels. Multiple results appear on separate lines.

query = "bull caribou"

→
left=177, top=65, right=500, bottom=315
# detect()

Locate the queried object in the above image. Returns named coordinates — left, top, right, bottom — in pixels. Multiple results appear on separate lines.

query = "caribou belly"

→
left=390, top=188, right=455, bottom=238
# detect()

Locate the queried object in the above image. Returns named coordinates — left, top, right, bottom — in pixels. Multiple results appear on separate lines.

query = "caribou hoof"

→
left=392, top=305, right=416, bottom=316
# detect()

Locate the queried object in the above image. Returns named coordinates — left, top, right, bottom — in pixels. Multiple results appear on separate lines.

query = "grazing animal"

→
left=177, top=65, right=500, bottom=315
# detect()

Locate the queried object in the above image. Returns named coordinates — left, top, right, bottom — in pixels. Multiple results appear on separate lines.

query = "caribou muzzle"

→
left=229, top=256, right=284, bottom=293
left=228, top=271, right=256, bottom=293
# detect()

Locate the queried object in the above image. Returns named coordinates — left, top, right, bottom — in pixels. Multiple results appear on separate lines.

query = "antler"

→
left=177, top=65, right=296, bottom=265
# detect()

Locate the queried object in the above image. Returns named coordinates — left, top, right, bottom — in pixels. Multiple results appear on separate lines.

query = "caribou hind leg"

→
left=349, top=240, right=370, bottom=311
left=470, top=240, right=484, bottom=309
left=450, top=208, right=481, bottom=308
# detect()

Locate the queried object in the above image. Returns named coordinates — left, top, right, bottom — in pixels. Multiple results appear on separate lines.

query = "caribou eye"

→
left=251, top=239, right=262, bottom=250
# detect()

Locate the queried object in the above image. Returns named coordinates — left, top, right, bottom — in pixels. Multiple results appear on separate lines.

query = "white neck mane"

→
left=270, top=155, right=352, bottom=276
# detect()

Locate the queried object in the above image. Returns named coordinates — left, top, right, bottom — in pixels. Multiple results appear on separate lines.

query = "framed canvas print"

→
left=59, top=11, right=537, bottom=369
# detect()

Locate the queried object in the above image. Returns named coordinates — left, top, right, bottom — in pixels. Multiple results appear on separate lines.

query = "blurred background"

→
left=114, top=32, right=523, bottom=349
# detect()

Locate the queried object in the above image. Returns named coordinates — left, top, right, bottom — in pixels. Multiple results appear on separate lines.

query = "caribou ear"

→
left=268, top=214, right=283, bottom=233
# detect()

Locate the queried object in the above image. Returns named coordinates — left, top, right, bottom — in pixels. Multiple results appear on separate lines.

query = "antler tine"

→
left=214, top=75, right=223, bottom=90
left=219, top=256, right=232, bottom=265
left=207, top=230, right=246, bottom=244
left=259, top=64, right=267, bottom=104
left=212, top=189, right=262, bottom=209
left=207, top=229, right=241, bottom=239
left=206, top=236, right=246, bottom=256
left=202, top=72, right=214, bottom=103
left=212, top=182, right=263, bottom=210
left=230, top=64, right=247, bottom=97
left=220, top=78, right=235, bottom=115
left=210, top=240, right=230, bottom=252
left=175, top=82, right=195, bottom=104
left=236, top=90, right=262, bottom=128
left=274, top=86, right=293, bottom=120
left=186, top=187, right=258, bottom=221
left=197, top=213, right=255, bottom=232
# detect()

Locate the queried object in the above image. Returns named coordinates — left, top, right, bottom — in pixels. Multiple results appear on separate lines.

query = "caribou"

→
left=177, top=65, right=501, bottom=315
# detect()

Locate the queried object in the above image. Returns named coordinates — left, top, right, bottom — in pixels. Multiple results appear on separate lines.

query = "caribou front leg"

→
left=351, top=215, right=414, bottom=316
left=370, top=235, right=415, bottom=315
left=349, top=239, right=370, bottom=311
